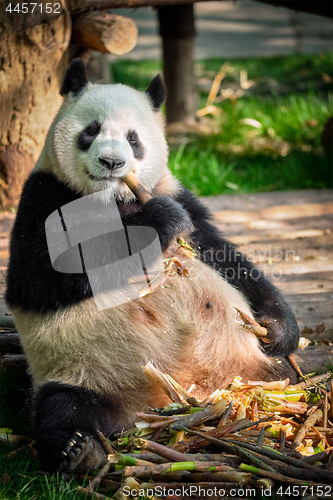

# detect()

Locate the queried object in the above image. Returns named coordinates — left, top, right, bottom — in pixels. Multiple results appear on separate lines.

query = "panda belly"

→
left=13, top=247, right=270, bottom=407
left=11, top=247, right=281, bottom=474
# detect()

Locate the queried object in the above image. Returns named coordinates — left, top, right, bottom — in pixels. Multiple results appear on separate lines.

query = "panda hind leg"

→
left=32, top=382, right=123, bottom=474
left=250, top=356, right=299, bottom=385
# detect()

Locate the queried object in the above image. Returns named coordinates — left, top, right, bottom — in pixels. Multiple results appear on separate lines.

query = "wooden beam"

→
left=69, top=0, right=212, bottom=14
left=255, top=1, right=333, bottom=18
left=158, top=3, right=197, bottom=124
left=71, top=12, right=138, bottom=55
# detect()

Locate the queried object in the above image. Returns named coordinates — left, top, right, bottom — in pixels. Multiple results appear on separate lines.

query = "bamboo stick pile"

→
left=72, top=365, right=332, bottom=499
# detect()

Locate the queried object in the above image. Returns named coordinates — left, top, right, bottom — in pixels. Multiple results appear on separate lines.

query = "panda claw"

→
left=59, top=431, right=102, bottom=473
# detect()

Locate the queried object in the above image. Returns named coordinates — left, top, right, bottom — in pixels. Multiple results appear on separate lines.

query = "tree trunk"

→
left=0, top=12, right=71, bottom=209
left=158, top=3, right=197, bottom=125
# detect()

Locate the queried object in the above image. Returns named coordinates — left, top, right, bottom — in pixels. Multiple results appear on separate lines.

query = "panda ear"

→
left=60, top=58, right=88, bottom=97
left=145, top=75, right=166, bottom=110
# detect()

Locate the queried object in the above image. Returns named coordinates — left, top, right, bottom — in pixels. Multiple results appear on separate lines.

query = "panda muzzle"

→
left=98, top=157, right=125, bottom=171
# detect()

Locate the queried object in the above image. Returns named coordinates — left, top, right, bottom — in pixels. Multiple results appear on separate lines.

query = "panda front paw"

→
left=59, top=431, right=106, bottom=474
left=139, top=196, right=193, bottom=251
left=257, top=313, right=300, bottom=358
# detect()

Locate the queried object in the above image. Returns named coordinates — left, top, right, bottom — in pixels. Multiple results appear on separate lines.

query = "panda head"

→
left=39, top=59, right=169, bottom=202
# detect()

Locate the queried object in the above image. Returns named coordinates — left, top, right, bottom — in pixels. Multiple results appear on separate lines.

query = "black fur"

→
left=145, top=75, right=166, bottom=110
left=127, top=130, right=144, bottom=160
left=32, top=382, right=123, bottom=472
left=5, top=172, right=191, bottom=313
left=60, top=59, right=88, bottom=97
left=77, top=121, right=101, bottom=151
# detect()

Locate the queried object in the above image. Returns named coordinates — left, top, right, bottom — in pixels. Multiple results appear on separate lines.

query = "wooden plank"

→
left=262, top=259, right=333, bottom=276
left=216, top=215, right=333, bottom=238
left=293, top=346, right=333, bottom=375
left=276, top=280, right=333, bottom=295
left=214, top=203, right=333, bottom=224
left=237, top=234, right=333, bottom=252
left=277, top=271, right=333, bottom=283
left=201, top=190, right=333, bottom=213
left=229, top=229, right=330, bottom=245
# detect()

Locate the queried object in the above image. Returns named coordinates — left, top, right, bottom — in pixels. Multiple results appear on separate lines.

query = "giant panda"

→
left=6, top=59, right=299, bottom=474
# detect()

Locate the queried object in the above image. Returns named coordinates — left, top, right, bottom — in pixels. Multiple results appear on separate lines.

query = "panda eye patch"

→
left=127, top=130, right=144, bottom=160
left=77, top=121, right=101, bottom=151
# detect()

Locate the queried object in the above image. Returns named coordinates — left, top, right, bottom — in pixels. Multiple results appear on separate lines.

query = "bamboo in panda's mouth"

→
left=122, top=171, right=152, bottom=205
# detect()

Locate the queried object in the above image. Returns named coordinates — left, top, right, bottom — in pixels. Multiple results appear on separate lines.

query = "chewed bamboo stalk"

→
left=241, top=323, right=268, bottom=338
left=123, top=462, right=250, bottom=484
left=301, top=448, right=333, bottom=464
left=142, top=362, right=182, bottom=403
left=287, top=373, right=331, bottom=390
left=98, top=431, right=114, bottom=455
left=228, top=439, right=330, bottom=481
left=164, top=374, right=201, bottom=407
left=263, top=399, right=308, bottom=414
left=122, top=171, right=152, bottom=205
left=247, top=379, right=290, bottom=390
left=292, top=409, right=323, bottom=451
left=4, top=441, right=35, bottom=459
left=77, top=459, right=112, bottom=498
left=169, top=399, right=227, bottom=431
left=218, top=400, right=234, bottom=427
left=256, top=478, right=275, bottom=490
left=136, top=412, right=177, bottom=422
left=234, top=308, right=261, bottom=327
left=134, top=439, right=193, bottom=463
left=108, top=453, right=153, bottom=466
left=239, top=463, right=330, bottom=487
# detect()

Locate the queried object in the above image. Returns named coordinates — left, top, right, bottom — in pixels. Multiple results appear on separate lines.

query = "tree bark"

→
left=0, top=12, right=71, bottom=209
left=158, top=4, right=197, bottom=125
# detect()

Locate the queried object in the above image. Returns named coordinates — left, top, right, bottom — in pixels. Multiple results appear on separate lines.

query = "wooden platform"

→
left=0, top=189, right=332, bottom=373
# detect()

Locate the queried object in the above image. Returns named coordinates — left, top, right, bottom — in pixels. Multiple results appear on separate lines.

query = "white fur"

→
left=34, top=83, right=169, bottom=202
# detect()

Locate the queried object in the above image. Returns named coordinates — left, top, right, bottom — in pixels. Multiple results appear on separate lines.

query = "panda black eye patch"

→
left=127, top=131, right=144, bottom=160
left=77, top=121, right=101, bottom=152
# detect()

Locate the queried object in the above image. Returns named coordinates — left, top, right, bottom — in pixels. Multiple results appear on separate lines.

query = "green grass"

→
left=111, top=53, right=333, bottom=196
left=0, top=452, right=80, bottom=500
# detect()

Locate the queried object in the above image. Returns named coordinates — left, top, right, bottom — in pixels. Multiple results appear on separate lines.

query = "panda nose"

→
left=98, top=157, right=125, bottom=170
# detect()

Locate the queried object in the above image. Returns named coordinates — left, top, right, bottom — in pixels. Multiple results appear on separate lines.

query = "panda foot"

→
left=59, top=431, right=98, bottom=474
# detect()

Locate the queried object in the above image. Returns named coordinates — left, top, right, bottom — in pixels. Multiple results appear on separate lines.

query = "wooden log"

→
left=71, top=12, right=138, bottom=55
left=0, top=333, right=20, bottom=347
left=2, top=354, right=27, bottom=366
left=0, top=316, right=15, bottom=329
